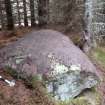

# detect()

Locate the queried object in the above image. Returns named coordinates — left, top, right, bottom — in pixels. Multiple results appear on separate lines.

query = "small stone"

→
left=5, top=80, right=15, bottom=87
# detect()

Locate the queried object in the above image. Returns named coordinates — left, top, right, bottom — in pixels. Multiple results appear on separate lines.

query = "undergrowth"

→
left=4, top=66, right=43, bottom=88
left=57, top=97, right=91, bottom=105
left=91, top=47, right=105, bottom=69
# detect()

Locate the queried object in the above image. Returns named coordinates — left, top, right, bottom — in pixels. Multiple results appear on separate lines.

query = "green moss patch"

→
left=57, top=97, right=91, bottom=105
left=94, top=48, right=105, bottom=63
left=92, top=47, right=105, bottom=68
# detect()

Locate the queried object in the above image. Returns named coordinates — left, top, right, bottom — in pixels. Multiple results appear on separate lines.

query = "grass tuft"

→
left=56, top=97, right=91, bottom=105
left=94, top=48, right=105, bottom=63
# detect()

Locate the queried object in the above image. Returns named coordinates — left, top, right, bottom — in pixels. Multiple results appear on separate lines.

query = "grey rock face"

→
left=0, top=29, right=99, bottom=100
left=0, top=30, right=98, bottom=74
left=44, top=53, right=99, bottom=101
left=46, top=71, right=98, bottom=101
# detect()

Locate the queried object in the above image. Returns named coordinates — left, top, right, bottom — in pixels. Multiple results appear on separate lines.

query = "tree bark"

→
left=0, top=1, right=5, bottom=30
left=85, top=0, right=105, bottom=48
left=23, top=0, right=28, bottom=27
left=16, top=0, right=21, bottom=26
left=38, top=0, right=49, bottom=26
left=30, top=0, right=35, bottom=27
left=4, top=0, right=14, bottom=30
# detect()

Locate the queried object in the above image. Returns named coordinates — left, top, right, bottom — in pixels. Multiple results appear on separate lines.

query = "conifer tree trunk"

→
left=23, top=0, right=28, bottom=27
left=4, top=0, right=14, bottom=30
left=16, top=0, right=21, bottom=26
left=0, top=1, right=5, bottom=30
left=38, top=0, right=49, bottom=26
left=30, top=0, right=35, bottom=27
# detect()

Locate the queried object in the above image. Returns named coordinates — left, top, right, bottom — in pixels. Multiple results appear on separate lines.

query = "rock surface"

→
left=45, top=53, right=99, bottom=101
left=0, top=29, right=99, bottom=100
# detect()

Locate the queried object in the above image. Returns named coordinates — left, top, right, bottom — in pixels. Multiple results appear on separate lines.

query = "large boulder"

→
left=0, top=29, right=99, bottom=100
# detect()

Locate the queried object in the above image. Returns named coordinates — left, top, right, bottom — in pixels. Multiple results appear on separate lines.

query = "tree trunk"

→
left=23, top=0, right=28, bottom=27
left=85, top=0, right=105, bottom=48
left=38, top=0, right=49, bottom=26
left=0, top=1, right=5, bottom=30
left=16, top=0, right=21, bottom=26
left=30, top=0, right=35, bottom=27
left=4, top=0, right=14, bottom=30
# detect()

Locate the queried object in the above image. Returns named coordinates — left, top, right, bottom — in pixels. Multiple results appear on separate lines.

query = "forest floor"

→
left=0, top=70, right=55, bottom=105
left=0, top=27, right=104, bottom=105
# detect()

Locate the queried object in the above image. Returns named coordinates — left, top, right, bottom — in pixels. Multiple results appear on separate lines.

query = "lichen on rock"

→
left=45, top=53, right=99, bottom=101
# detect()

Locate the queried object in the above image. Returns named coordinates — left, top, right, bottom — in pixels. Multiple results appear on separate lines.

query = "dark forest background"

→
left=0, top=0, right=84, bottom=32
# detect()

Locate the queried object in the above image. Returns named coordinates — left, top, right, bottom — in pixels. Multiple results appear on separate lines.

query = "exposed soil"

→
left=0, top=70, right=54, bottom=105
